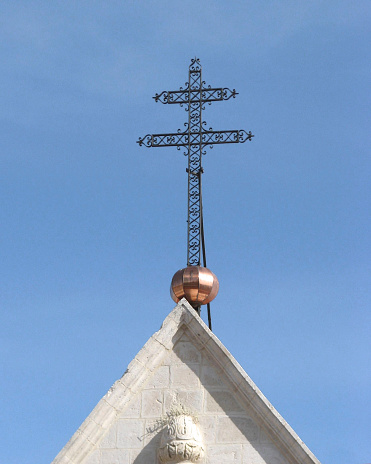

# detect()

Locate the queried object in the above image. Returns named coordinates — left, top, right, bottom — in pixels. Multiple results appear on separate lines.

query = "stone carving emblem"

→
left=158, top=410, right=204, bottom=463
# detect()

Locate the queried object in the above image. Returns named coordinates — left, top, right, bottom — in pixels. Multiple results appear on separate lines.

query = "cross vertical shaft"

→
left=187, top=60, right=203, bottom=265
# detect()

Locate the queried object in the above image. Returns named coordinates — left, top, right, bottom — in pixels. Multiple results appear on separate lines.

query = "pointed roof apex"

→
left=53, top=299, right=320, bottom=464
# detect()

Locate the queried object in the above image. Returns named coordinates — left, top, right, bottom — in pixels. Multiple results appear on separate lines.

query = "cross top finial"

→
left=189, top=57, right=201, bottom=70
left=137, top=59, right=253, bottom=323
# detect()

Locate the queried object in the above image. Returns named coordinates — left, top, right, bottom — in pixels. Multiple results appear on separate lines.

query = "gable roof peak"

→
left=52, top=299, right=320, bottom=464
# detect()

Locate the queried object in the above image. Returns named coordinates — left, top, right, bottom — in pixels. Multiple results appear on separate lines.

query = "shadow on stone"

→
left=133, top=430, right=162, bottom=464
left=204, top=386, right=289, bottom=464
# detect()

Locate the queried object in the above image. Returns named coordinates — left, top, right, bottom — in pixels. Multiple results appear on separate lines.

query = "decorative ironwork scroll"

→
left=137, top=58, right=253, bottom=266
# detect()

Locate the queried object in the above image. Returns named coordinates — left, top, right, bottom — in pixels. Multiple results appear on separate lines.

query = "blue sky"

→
left=0, top=1, right=370, bottom=463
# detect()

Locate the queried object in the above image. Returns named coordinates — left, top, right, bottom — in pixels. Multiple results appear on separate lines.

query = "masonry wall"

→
left=82, top=328, right=290, bottom=464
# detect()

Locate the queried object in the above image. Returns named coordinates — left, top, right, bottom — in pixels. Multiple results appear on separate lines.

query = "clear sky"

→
left=1, top=1, right=370, bottom=463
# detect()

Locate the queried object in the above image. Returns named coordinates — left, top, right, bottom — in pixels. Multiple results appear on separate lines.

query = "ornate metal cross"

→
left=138, top=58, right=253, bottom=266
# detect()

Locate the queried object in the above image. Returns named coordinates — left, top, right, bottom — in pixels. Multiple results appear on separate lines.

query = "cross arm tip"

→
left=137, top=134, right=152, bottom=147
left=152, top=91, right=169, bottom=104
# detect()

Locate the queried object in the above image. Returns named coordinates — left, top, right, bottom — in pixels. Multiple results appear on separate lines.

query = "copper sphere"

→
left=170, top=266, right=219, bottom=307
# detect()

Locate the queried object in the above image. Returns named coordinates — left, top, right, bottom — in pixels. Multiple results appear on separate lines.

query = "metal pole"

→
left=199, top=169, right=212, bottom=331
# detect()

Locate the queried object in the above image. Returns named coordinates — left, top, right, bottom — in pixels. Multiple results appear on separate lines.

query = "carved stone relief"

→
left=158, top=411, right=204, bottom=463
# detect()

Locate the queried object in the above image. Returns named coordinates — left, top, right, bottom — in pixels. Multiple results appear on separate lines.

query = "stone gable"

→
left=52, top=300, right=320, bottom=464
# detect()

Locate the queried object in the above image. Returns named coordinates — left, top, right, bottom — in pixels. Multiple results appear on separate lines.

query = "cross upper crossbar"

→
left=153, top=87, right=238, bottom=104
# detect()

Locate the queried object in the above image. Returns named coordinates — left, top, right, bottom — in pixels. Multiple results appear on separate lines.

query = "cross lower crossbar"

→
left=137, top=129, right=253, bottom=148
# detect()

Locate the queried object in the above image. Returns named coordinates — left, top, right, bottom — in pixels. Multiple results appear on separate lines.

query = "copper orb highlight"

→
left=170, top=266, right=219, bottom=307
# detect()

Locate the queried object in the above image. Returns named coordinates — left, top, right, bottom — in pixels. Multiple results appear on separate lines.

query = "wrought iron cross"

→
left=138, top=58, right=253, bottom=266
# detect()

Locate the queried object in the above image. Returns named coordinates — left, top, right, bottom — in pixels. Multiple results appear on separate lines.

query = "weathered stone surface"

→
left=178, top=331, right=190, bottom=342
left=119, top=395, right=141, bottom=419
left=89, top=400, right=117, bottom=430
left=242, top=442, right=290, bottom=464
left=99, top=424, right=117, bottom=449
left=197, top=415, right=217, bottom=444
left=204, top=390, right=244, bottom=414
left=217, top=416, right=259, bottom=443
left=206, top=444, right=242, bottom=464
left=171, top=341, right=202, bottom=364
left=141, top=390, right=163, bottom=418
left=131, top=446, right=157, bottom=464
left=145, top=366, right=170, bottom=389
left=104, top=381, right=131, bottom=411
left=135, top=337, right=167, bottom=372
left=100, top=449, right=130, bottom=464
left=142, top=422, right=162, bottom=447
left=170, top=364, right=200, bottom=389
left=79, top=419, right=104, bottom=446
left=116, top=420, right=145, bottom=449
left=120, top=359, right=150, bottom=394
left=164, top=390, right=203, bottom=412
left=82, top=450, right=100, bottom=464
left=259, top=429, right=274, bottom=445
left=201, top=365, right=226, bottom=388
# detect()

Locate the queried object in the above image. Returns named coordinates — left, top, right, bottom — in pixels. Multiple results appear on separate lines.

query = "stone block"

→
left=79, top=418, right=104, bottom=446
left=206, top=444, right=242, bottom=464
left=201, top=348, right=216, bottom=366
left=131, top=446, right=158, bottom=464
left=201, top=365, right=227, bottom=388
left=198, top=415, right=217, bottom=444
left=104, top=382, right=132, bottom=412
left=178, top=331, right=190, bottom=342
left=164, top=389, right=204, bottom=413
left=84, top=450, right=100, bottom=464
left=241, top=442, right=264, bottom=464
left=242, top=443, right=288, bottom=464
left=170, top=364, right=200, bottom=389
left=135, top=337, right=167, bottom=372
left=171, top=341, right=202, bottom=364
left=220, top=359, right=246, bottom=390
left=90, top=400, right=117, bottom=429
left=167, top=301, right=187, bottom=325
left=202, top=333, right=247, bottom=391
left=171, top=324, right=186, bottom=346
left=187, top=318, right=211, bottom=347
left=116, top=419, right=145, bottom=449
left=63, top=431, right=90, bottom=462
left=259, top=428, right=273, bottom=444
left=120, top=359, right=150, bottom=395
left=143, top=421, right=163, bottom=447
left=144, top=366, right=170, bottom=389
left=120, top=395, right=141, bottom=419
left=153, top=317, right=179, bottom=350
left=204, top=390, right=244, bottom=414
left=100, top=449, right=130, bottom=464
left=99, top=423, right=117, bottom=449
left=217, top=416, right=259, bottom=443
left=141, top=390, right=163, bottom=418
left=66, top=440, right=91, bottom=463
